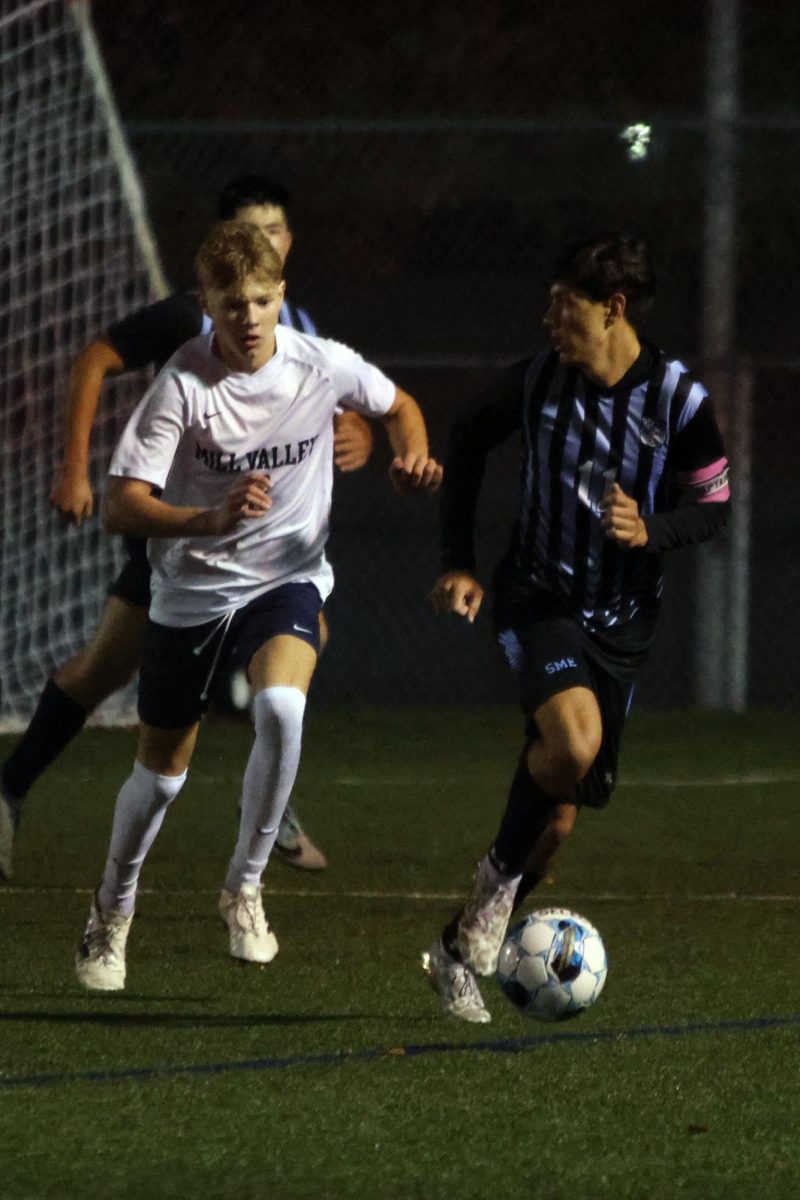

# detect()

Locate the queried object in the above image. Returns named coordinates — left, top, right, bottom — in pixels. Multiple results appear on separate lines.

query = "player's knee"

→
left=533, top=727, right=600, bottom=794
left=252, top=686, right=307, bottom=744
left=56, top=646, right=138, bottom=704
left=130, top=760, right=187, bottom=810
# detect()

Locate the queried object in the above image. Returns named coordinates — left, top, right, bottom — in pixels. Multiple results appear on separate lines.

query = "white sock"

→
left=224, top=686, right=306, bottom=893
left=97, top=761, right=187, bottom=915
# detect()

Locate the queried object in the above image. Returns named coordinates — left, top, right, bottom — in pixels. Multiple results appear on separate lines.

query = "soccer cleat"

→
left=274, top=806, right=327, bottom=871
left=219, top=884, right=278, bottom=963
left=74, top=894, right=133, bottom=991
left=421, top=939, right=491, bottom=1024
left=0, top=788, right=19, bottom=882
left=457, top=856, right=519, bottom=976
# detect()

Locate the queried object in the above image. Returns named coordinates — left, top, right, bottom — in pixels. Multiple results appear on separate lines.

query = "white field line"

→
left=2, top=886, right=800, bottom=903
left=189, top=771, right=800, bottom=789
left=622, top=772, right=800, bottom=787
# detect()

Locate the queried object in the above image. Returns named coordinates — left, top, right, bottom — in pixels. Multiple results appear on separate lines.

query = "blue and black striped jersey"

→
left=442, top=343, right=729, bottom=639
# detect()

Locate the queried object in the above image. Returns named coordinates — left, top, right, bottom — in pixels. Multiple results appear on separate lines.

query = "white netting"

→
left=0, top=0, right=164, bottom=729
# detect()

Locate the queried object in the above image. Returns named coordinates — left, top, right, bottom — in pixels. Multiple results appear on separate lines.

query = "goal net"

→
left=0, top=0, right=166, bottom=731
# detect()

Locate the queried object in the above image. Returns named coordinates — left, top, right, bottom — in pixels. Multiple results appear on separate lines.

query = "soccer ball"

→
left=497, top=908, right=608, bottom=1022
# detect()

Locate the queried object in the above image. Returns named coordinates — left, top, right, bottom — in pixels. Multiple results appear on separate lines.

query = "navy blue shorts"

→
left=108, top=538, right=152, bottom=608
left=493, top=588, right=637, bottom=809
left=138, top=582, right=322, bottom=730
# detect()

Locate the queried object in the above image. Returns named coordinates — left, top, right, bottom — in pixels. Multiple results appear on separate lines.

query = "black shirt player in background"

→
left=0, top=176, right=374, bottom=880
left=423, top=232, right=730, bottom=1023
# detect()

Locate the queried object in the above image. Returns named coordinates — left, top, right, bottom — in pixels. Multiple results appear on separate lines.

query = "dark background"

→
left=3, top=0, right=798, bottom=719
left=90, top=0, right=800, bottom=709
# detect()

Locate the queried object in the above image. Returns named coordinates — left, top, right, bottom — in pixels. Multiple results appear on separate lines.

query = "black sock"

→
left=1, top=679, right=88, bottom=803
left=512, top=868, right=545, bottom=915
left=491, top=756, right=558, bottom=876
left=441, top=912, right=463, bottom=961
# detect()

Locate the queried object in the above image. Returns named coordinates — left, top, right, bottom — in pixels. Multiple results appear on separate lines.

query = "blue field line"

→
left=2, top=1012, right=799, bottom=1091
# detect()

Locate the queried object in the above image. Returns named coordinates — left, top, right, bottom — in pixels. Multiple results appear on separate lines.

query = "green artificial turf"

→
left=1, top=708, right=800, bottom=1199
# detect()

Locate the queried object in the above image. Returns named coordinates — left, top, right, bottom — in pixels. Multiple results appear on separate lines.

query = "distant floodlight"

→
left=620, top=123, right=652, bottom=162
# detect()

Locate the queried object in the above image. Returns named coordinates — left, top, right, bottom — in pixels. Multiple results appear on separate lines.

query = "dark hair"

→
left=553, top=232, right=655, bottom=321
left=216, top=175, right=292, bottom=226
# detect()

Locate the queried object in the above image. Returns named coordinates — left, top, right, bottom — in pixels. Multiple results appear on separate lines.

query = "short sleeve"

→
left=108, top=370, right=188, bottom=489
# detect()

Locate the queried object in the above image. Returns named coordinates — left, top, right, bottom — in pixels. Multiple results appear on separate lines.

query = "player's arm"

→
left=380, top=387, right=443, bottom=492
left=50, top=338, right=126, bottom=525
left=432, top=367, right=525, bottom=621
left=601, top=399, right=730, bottom=551
left=50, top=293, right=203, bottom=526
left=103, top=474, right=272, bottom=539
left=333, top=409, right=374, bottom=472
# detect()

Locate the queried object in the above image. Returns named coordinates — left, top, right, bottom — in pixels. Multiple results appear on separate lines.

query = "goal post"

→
left=0, top=0, right=165, bottom=731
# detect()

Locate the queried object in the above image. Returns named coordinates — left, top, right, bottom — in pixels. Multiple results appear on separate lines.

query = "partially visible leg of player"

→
left=221, top=632, right=317, bottom=963
left=425, top=610, right=599, bottom=1021
left=74, top=719, right=198, bottom=992
left=212, top=610, right=329, bottom=873
left=0, top=596, right=147, bottom=881
left=74, top=604, right=228, bottom=992
left=510, top=660, right=634, bottom=915
left=271, top=609, right=329, bottom=871
left=452, top=687, right=600, bottom=967
left=425, top=686, right=599, bottom=1024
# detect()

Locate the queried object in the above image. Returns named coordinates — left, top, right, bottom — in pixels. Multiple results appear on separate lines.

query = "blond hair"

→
left=195, top=220, right=284, bottom=292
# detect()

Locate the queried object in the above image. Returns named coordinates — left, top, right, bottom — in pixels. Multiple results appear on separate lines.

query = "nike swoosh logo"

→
left=275, top=841, right=303, bottom=859
left=293, top=624, right=313, bottom=634
left=203, top=410, right=222, bottom=420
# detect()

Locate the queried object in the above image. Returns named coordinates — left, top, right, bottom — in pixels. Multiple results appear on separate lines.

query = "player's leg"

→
left=425, top=611, right=597, bottom=1023
left=75, top=614, right=208, bottom=991
left=451, top=685, right=600, bottom=976
left=55, top=596, right=147, bottom=709
left=225, top=632, right=317, bottom=888
left=271, top=607, right=329, bottom=870
left=0, top=595, right=147, bottom=881
left=96, top=721, right=198, bottom=915
left=220, top=583, right=321, bottom=962
left=206, top=609, right=329, bottom=871
left=511, top=664, right=634, bottom=914
left=74, top=721, right=197, bottom=993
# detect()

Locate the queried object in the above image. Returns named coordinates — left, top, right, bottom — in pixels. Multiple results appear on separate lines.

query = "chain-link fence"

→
left=10, top=0, right=800, bottom=713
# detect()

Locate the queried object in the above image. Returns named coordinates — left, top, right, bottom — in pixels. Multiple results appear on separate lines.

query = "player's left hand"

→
left=389, top=454, right=443, bottom=493
left=600, top=482, right=648, bottom=548
left=333, top=411, right=374, bottom=473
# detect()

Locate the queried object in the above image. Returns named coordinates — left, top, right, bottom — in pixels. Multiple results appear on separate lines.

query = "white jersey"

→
left=108, top=326, right=396, bottom=627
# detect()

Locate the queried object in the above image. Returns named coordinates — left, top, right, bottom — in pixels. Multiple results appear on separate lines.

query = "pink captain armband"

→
left=676, top=457, right=730, bottom=503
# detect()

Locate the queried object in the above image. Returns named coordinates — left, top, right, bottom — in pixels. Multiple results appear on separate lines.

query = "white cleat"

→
left=219, top=884, right=278, bottom=963
left=75, top=894, right=133, bottom=991
left=422, top=939, right=491, bottom=1024
left=457, top=856, right=519, bottom=977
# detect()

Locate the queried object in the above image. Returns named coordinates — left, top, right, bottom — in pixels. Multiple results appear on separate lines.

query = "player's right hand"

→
left=211, top=472, right=272, bottom=533
left=431, top=570, right=485, bottom=624
left=50, top=471, right=94, bottom=526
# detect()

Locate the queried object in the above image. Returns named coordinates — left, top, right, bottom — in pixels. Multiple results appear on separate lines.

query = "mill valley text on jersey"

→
left=194, top=436, right=320, bottom=474
left=109, top=327, right=396, bottom=627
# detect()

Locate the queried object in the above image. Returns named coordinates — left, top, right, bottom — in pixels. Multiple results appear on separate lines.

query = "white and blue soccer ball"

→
left=497, top=908, right=608, bottom=1022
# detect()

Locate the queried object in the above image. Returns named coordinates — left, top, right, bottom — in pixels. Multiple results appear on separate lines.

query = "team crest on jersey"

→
left=639, top=417, right=667, bottom=448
